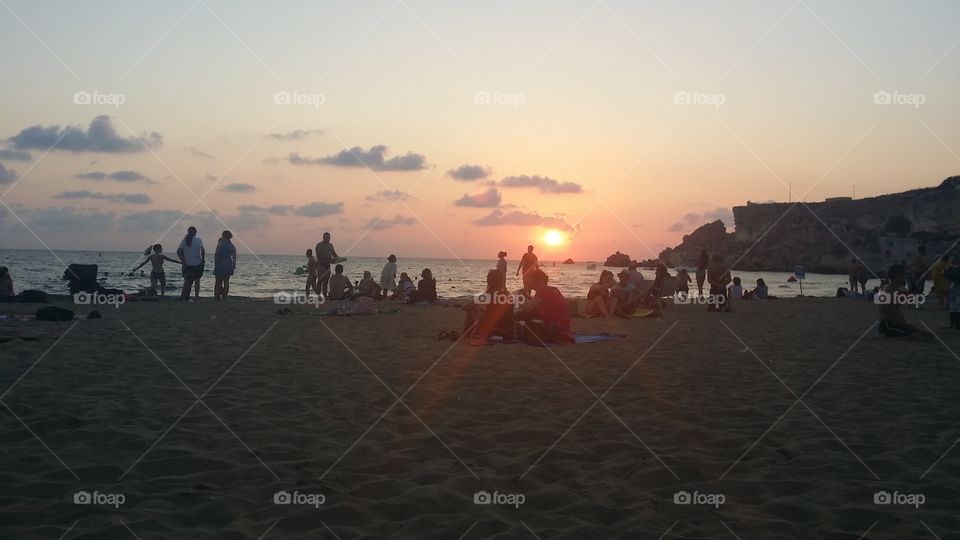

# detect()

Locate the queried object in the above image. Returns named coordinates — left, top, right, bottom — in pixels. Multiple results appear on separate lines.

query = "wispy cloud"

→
left=268, top=129, right=324, bottom=141
left=499, top=174, right=582, bottom=194
left=239, top=201, right=344, bottom=217
left=366, top=190, right=415, bottom=201
left=0, top=149, right=33, bottom=161
left=473, top=209, right=575, bottom=231
left=74, top=170, right=155, bottom=184
left=220, top=183, right=257, bottom=193
left=454, top=187, right=501, bottom=207
left=366, top=215, right=416, bottom=231
left=8, top=116, right=161, bottom=153
left=283, top=145, right=427, bottom=171
left=0, top=163, right=17, bottom=184
left=53, top=190, right=151, bottom=204
left=185, top=146, right=214, bottom=159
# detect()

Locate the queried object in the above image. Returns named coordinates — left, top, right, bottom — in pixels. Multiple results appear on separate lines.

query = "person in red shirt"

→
left=518, top=269, right=571, bottom=334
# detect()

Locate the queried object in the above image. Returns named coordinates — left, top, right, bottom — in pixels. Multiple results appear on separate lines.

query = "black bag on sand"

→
left=35, top=306, right=75, bottom=321
left=18, top=290, right=49, bottom=303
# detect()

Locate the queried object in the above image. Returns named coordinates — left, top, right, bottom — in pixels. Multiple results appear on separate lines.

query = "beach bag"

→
left=35, top=306, right=74, bottom=321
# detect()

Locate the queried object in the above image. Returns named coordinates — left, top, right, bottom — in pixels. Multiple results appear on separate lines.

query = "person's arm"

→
left=133, top=258, right=150, bottom=271
left=520, top=295, right=542, bottom=313
left=163, top=255, right=181, bottom=264
left=200, top=246, right=206, bottom=262
left=177, top=247, right=185, bottom=264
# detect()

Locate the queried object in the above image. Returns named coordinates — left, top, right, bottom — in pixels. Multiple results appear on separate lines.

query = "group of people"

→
left=302, top=232, right=437, bottom=303
left=131, top=226, right=237, bottom=301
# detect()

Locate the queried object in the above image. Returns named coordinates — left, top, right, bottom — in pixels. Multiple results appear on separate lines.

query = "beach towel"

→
left=572, top=333, right=625, bottom=344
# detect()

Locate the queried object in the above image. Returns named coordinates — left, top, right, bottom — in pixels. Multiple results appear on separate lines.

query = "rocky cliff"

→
left=660, top=176, right=960, bottom=273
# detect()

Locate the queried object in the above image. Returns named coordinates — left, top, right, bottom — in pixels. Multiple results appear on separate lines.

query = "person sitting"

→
left=409, top=268, right=438, bottom=303
left=878, top=264, right=933, bottom=341
left=357, top=271, right=382, bottom=299
left=729, top=276, right=743, bottom=301
left=463, top=270, right=515, bottom=338
left=516, top=269, right=572, bottom=343
left=0, top=266, right=14, bottom=297
left=395, top=272, right=416, bottom=302
left=675, top=268, right=691, bottom=295
left=327, top=264, right=355, bottom=301
left=612, top=269, right=652, bottom=317
left=585, top=270, right=617, bottom=318
left=750, top=278, right=769, bottom=300
left=627, top=262, right=646, bottom=289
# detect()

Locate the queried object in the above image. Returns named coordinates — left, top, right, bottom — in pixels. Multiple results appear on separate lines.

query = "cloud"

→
left=447, top=164, right=491, bottom=181
left=268, top=129, right=323, bottom=141
left=454, top=187, right=502, bottom=208
left=53, top=190, right=152, bottom=204
left=74, top=170, right=155, bottom=184
left=0, top=163, right=17, bottom=184
left=0, top=149, right=32, bottom=161
left=220, top=183, right=257, bottom=193
left=25, top=207, right=116, bottom=234
left=285, top=145, right=427, bottom=171
left=473, top=209, right=575, bottom=231
left=366, top=215, right=416, bottom=231
left=114, top=208, right=271, bottom=233
left=8, top=116, right=161, bottom=153
left=668, top=207, right=733, bottom=232
left=366, top=190, right=415, bottom=202
left=186, top=146, right=214, bottom=159
left=499, top=175, right=582, bottom=194
left=239, top=202, right=343, bottom=217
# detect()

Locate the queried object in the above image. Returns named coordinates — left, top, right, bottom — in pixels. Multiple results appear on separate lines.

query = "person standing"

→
left=380, top=254, right=398, bottom=299
left=911, top=245, right=929, bottom=295
left=707, top=252, right=731, bottom=312
left=315, top=232, right=338, bottom=299
left=696, top=249, right=709, bottom=297
left=213, top=230, right=236, bottom=301
left=177, top=226, right=205, bottom=301
left=304, top=249, right=319, bottom=297
left=496, top=251, right=508, bottom=290
left=516, top=245, right=539, bottom=295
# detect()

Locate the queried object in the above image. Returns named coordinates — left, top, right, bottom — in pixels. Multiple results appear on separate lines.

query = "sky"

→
left=0, top=0, right=958, bottom=261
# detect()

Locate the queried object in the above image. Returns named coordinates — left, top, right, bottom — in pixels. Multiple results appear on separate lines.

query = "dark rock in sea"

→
left=604, top=251, right=631, bottom=267
left=562, top=258, right=575, bottom=264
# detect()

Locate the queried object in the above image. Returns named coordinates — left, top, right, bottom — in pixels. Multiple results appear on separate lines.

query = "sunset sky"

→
left=1, top=0, right=958, bottom=261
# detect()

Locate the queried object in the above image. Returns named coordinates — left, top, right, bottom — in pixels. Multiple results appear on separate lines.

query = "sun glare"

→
left=543, top=229, right=565, bottom=247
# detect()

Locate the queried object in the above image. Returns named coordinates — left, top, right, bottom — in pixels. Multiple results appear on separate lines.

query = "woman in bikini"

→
left=133, top=244, right=181, bottom=296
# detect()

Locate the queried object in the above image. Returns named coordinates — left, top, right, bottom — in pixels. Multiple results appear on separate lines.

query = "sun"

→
left=543, top=229, right=565, bottom=246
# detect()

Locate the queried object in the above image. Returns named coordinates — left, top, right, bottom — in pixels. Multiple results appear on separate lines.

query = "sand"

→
left=1, top=296, right=959, bottom=539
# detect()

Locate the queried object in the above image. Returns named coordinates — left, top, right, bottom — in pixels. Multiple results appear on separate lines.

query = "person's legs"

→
left=150, top=274, right=159, bottom=293
left=193, top=276, right=200, bottom=299
left=180, top=277, right=193, bottom=300
left=158, top=274, right=166, bottom=296
left=222, top=275, right=230, bottom=299
left=696, top=271, right=705, bottom=296
left=214, top=276, right=223, bottom=300
left=318, top=265, right=331, bottom=297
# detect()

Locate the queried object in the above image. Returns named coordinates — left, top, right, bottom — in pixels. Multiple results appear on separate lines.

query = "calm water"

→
left=0, top=249, right=883, bottom=299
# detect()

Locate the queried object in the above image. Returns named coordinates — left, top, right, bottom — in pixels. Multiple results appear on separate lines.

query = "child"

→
left=729, top=276, right=743, bottom=301
left=380, top=255, right=398, bottom=298
left=133, top=244, right=181, bottom=296
left=305, top=249, right=319, bottom=297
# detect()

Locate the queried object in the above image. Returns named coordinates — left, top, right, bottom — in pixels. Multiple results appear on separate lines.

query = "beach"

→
left=2, top=297, right=959, bottom=538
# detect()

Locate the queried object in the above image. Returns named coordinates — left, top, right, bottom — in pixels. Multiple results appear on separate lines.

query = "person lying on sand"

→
left=133, top=244, right=181, bottom=296
left=878, top=264, right=933, bottom=342
left=463, top=270, right=515, bottom=338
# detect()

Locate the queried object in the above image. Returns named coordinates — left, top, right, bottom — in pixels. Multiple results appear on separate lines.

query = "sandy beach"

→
left=1, top=297, right=958, bottom=538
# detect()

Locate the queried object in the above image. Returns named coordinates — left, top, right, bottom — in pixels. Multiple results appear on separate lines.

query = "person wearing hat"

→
left=380, top=254, right=398, bottom=299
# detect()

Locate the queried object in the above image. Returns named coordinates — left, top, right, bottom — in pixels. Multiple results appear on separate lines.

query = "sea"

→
left=0, top=249, right=893, bottom=299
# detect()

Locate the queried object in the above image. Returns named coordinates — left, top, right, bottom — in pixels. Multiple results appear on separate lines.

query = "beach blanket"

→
left=572, top=333, right=625, bottom=344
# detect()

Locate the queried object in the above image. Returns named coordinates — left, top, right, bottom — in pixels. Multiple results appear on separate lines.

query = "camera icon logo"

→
left=673, top=91, right=692, bottom=105
left=673, top=490, right=691, bottom=504
left=873, top=91, right=892, bottom=105
left=273, top=91, right=292, bottom=105
left=873, top=490, right=891, bottom=504
left=273, top=291, right=292, bottom=305
left=273, top=490, right=291, bottom=505
left=74, top=292, right=91, bottom=305
left=73, top=491, right=91, bottom=504
left=473, top=91, right=492, bottom=105
left=473, top=490, right=492, bottom=505
left=73, top=91, right=92, bottom=105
